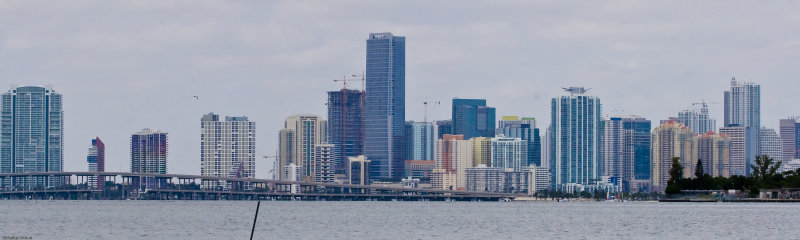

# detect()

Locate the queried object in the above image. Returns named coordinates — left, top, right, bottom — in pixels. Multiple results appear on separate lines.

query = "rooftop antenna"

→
left=424, top=102, right=428, bottom=122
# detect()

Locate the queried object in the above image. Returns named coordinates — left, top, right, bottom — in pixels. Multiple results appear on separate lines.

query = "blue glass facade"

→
left=436, top=120, right=452, bottom=139
left=626, top=120, right=652, bottom=181
left=452, top=99, right=496, bottom=140
left=532, top=128, right=541, bottom=167
left=797, top=122, right=800, bottom=159
left=602, top=116, right=651, bottom=192
left=365, top=32, right=405, bottom=180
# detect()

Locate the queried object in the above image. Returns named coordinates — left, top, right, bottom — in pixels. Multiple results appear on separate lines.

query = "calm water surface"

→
left=0, top=200, right=797, bottom=239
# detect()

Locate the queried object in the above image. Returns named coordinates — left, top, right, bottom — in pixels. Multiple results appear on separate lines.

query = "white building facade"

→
left=200, top=113, right=256, bottom=190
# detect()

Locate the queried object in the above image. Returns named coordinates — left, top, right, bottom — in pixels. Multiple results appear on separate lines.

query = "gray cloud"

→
left=1, top=0, right=798, bottom=177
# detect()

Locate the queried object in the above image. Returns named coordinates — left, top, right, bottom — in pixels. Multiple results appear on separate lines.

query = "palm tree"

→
left=751, top=155, right=782, bottom=183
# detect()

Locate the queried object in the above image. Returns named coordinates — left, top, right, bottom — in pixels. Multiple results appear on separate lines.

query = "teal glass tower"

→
left=549, top=87, right=601, bottom=190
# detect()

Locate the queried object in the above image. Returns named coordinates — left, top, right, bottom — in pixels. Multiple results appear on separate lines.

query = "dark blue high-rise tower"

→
left=365, top=32, right=405, bottom=181
left=452, top=98, right=496, bottom=140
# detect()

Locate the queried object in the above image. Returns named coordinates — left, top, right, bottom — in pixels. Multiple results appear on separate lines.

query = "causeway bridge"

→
left=0, top=172, right=520, bottom=201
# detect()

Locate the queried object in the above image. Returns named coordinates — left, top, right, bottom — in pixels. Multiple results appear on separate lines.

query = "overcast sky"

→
left=1, top=0, right=798, bottom=178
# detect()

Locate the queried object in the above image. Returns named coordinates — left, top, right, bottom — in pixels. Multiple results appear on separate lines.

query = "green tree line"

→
left=666, top=155, right=800, bottom=197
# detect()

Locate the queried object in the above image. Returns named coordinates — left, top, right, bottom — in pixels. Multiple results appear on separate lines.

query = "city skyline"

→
left=2, top=1, right=799, bottom=179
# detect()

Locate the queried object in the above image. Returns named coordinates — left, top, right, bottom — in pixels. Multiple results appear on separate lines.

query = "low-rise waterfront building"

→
left=529, top=165, right=551, bottom=194
left=348, top=155, right=370, bottom=185
left=465, top=165, right=502, bottom=192
left=502, top=169, right=530, bottom=194
left=404, top=160, right=436, bottom=179
left=431, top=168, right=456, bottom=190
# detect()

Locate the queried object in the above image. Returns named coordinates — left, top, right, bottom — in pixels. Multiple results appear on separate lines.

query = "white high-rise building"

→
left=200, top=113, right=256, bottom=190
left=1, top=86, right=64, bottom=189
left=491, top=135, right=527, bottom=172
left=312, top=144, right=336, bottom=183
left=549, top=87, right=602, bottom=190
left=723, top=77, right=760, bottom=171
left=677, top=101, right=716, bottom=134
left=759, top=128, right=783, bottom=162
left=724, top=77, right=760, bottom=130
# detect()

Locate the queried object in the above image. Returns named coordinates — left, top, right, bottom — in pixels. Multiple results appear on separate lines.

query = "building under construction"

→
left=327, top=88, right=365, bottom=176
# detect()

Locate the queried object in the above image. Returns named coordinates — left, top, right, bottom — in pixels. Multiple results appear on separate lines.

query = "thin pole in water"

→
left=250, top=200, right=260, bottom=240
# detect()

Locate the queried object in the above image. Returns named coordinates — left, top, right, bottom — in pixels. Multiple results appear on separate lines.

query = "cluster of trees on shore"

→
left=666, top=155, right=800, bottom=197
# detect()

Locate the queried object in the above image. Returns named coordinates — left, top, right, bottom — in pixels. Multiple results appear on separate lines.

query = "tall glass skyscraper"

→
left=1, top=86, right=63, bottom=190
left=601, top=115, right=651, bottom=192
left=549, top=87, right=601, bottom=190
left=365, top=32, right=405, bottom=180
left=724, top=77, right=760, bottom=130
left=723, top=77, right=760, bottom=175
left=452, top=98, right=496, bottom=140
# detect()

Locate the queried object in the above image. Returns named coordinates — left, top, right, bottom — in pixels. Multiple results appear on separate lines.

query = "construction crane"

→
left=690, top=99, right=720, bottom=114
left=692, top=99, right=720, bottom=106
left=351, top=72, right=365, bottom=92
left=332, top=75, right=356, bottom=90
left=262, top=153, right=278, bottom=180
